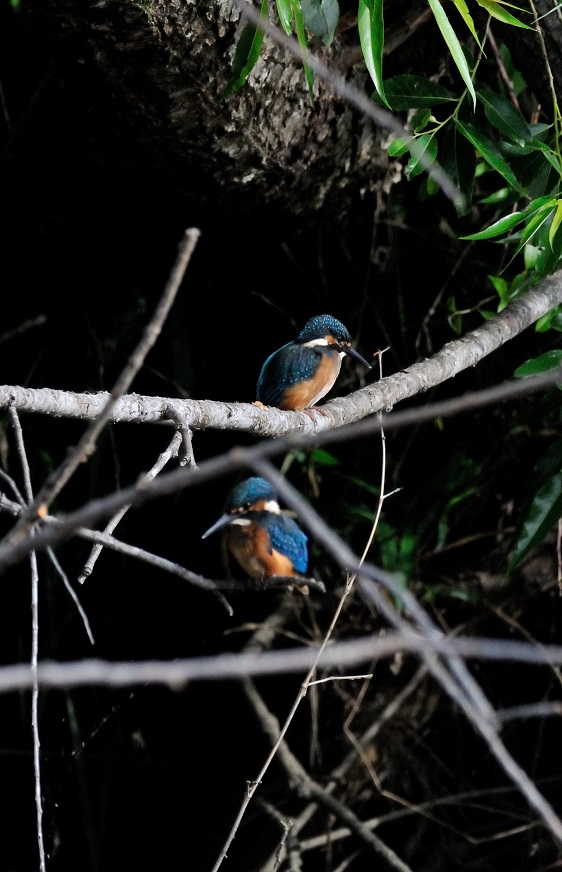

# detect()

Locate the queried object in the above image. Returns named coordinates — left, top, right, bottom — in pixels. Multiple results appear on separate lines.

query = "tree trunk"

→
left=22, top=0, right=396, bottom=219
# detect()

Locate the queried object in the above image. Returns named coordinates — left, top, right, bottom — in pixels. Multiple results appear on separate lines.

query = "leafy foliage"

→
left=222, top=0, right=562, bottom=579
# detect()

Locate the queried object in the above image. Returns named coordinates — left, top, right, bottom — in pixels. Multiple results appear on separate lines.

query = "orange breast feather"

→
left=227, top=523, right=296, bottom=580
left=280, top=353, right=341, bottom=410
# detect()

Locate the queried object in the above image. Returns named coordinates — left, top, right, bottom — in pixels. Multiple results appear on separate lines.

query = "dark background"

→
left=1, top=2, right=562, bottom=871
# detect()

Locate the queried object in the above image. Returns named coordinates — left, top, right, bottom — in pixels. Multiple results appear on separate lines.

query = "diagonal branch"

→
left=5, top=227, right=200, bottom=541
left=0, top=364, right=561, bottom=576
left=1, top=268, right=561, bottom=437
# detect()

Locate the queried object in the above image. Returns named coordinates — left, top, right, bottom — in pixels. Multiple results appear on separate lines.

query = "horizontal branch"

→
left=1, top=270, right=562, bottom=436
left=2, top=632, right=562, bottom=692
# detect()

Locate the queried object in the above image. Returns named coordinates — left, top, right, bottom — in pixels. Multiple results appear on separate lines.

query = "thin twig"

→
left=0, top=492, right=233, bottom=614
left=165, top=407, right=197, bottom=468
left=6, top=227, right=201, bottom=541
left=296, top=780, right=550, bottom=853
left=7, top=406, right=47, bottom=872
left=78, top=430, right=183, bottom=584
left=47, top=548, right=95, bottom=645
left=0, top=472, right=96, bottom=643
left=243, top=675, right=414, bottom=872
left=209, top=364, right=409, bottom=872
left=358, top=577, right=562, bottom=845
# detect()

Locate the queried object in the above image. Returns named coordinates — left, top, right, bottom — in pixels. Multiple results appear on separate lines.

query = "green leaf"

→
left=452, top=0, right=483, bottom=50
left=276, top=0, right=294, bottom=34
left=477, top=87, right=532, bottom=145
left=525, top=139, right=562, bottom=175
left=536, top=308, right=562, bottom=332
left=440, top=121, right=475, bottom=216
left=405, top=134, right=438, bottom=179
left=513, top=349, right=562, bottom=377
left=427, top=0, right=476, bottom=109
left=412, top=109, right=432, bottom=132
left=454, top=119, right=525, bottom=194
left=549, top=200, right=562, bottom=249
left=387, top=137, right=410, bottom=157
left=290, top=0, right=315, bottom=101
left=358, top=0, right=388, bottom=106
left=372, top=75, right=454, bottom=110
left=538, top=221, right=562, bottom=277
left=476, top=0, right=535, bottom=30
left=488, top=273, right=509, bottom=301
left=459, top=210, right=528, bottom=240
left=510, top=464, right=562, bottom=571
left=479, top=186, right=510, bottom=204
left=510, top=204, right=557, bottom=262
left=310, top=448, right=341, bottom=466
left=301, top=0, right=339, bottom=45
left=222, top=0, right=268, bottom=98
left=524, top=243, right=541, bottom=270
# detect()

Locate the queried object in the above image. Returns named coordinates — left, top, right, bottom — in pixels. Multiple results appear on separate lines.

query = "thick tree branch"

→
left=1, top=633, right=562, bottom=692
left=1, top=270, right=561, bottom=435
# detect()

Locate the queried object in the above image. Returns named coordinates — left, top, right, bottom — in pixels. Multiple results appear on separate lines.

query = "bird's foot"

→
left=303, top=405, right=331, bottom=421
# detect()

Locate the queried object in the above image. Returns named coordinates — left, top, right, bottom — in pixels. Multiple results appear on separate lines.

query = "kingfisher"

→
left=256, top=314, right=372, bottom=411
left=202, top=476, right=310, bottom=592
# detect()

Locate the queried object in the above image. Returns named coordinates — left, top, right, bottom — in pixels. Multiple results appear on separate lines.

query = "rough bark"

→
left=21, top=0, right=395, bottom=219
left=18, top=0, right=562, bottom=220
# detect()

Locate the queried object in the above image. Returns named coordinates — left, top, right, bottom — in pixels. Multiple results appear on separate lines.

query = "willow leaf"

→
left=428, top=0, right=476, bottom=108
left=476, top=0, right=535, bottom=29
left=358, top=0, right=388, bottom=106
left=455, top=119, right=524, bottom=193
left=452, top=0, right=483, bottom=50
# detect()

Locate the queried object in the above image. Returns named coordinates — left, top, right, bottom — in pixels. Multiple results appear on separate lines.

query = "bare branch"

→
left=77, top=429, right=184, bottom=584
left=242, top=676, right=414, bottom=872
left=0, top=492, right=233, bottom=614
left=7, top=227, right=200, bottom=539
left=1, top=269, right=562, bottom=436
left=0, top=357, right=561, bottom=578
left=2, top=632, right=562, bottom=690
left=7, top=407, right=46, bottom=872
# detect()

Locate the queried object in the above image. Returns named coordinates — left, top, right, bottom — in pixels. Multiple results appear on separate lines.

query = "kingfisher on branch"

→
left=202, top=476, right=311, bottom=593
left=256, top=314, right=371, bottom=411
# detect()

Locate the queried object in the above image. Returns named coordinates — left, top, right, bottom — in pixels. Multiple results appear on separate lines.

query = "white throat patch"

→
left=303, top=338, right=329, bottom=348
left=263, top=499, right=280, bottom=513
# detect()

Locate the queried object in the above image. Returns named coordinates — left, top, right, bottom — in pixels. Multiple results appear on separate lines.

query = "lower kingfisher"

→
left=202, top=477, right=310, bottom=592
left=256, top=314, right=372, bottom=411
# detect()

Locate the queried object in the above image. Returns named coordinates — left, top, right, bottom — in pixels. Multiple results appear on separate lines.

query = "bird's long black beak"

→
left=201, top=513, right=232, bottom=539
left=341, top=345, right=372, bottom=369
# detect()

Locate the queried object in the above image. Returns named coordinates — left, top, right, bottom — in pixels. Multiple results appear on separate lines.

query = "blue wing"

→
left=256, top=342, right=319, bottom=408
left=266, top=513, right=308, bottom=575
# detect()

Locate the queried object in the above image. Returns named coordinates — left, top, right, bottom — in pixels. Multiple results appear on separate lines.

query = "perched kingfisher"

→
left=202, top=476, right=309, bottom=591
left=256, top=314, right=372, bottom=411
